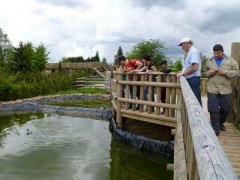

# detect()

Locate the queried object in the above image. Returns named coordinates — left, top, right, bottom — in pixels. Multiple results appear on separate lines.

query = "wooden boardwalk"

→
left=202, top=96, right=240, bottom=179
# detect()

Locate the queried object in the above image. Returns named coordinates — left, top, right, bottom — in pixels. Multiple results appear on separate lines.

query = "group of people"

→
left=114, top=54, right=172, bottom=113
left=177, top=38, right=239, bottom=136
left=113, top=37, right=239, bottom=136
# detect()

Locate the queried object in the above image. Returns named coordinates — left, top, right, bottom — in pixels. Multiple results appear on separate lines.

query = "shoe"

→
left=220, top=125, right=226, bottom=131
left=215, top=132, right=219, bottom=136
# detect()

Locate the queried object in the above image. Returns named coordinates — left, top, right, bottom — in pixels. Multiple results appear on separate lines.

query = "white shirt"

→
left=182, top=46, right=201, bottom=79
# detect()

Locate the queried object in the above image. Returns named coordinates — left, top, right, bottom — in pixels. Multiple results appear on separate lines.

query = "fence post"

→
left=116, top=73, right=123, bottom=127
left=228, top=42, right=240, bottom=123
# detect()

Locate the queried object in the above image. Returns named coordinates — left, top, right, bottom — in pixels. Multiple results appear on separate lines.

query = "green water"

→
left=0, top=113, right=173, bottom=180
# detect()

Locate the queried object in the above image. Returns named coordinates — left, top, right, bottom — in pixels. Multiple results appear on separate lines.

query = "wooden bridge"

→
left=45, top=62, right=112, bottom=76
left=111, top=43, right=240, bottom=179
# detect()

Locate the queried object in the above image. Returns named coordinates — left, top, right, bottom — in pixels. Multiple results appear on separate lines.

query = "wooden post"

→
left=156, top=74, right=162, bottom=115
left=171, top=74, right=177, bottom=117
left=165, top=74, right=171, bottom=117
left=132, top=74, right=137, bottom=111
left=125, top=74, right=130, bottom=110
left=140, top=74, right=145, bottom=112
left=116, top=73, right=123, bottom=127
left=228, top=42, right=240, bottom=123
left=148, top=74, right=153, bottom=114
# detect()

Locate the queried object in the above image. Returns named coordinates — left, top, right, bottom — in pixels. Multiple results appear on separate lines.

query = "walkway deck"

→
left=202, top=96, right=240, bottom=178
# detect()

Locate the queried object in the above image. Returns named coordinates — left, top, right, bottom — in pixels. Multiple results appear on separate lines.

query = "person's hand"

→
left=210, top=70, right=218, bottom=76
left=217, top=69, right=225, bottom=75
left=145, top=70, right=152, bottom=74
left=177, top=71, right=184, bottom=78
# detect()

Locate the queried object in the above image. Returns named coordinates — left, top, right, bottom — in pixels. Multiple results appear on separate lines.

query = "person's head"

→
left=118, top=55, right=127, bottom=65
left=142, top=54, right=151, bottom=65
left=160, top=60, right=168, bottom=70
left=213, top=44, right=224, bottom=59
left=178, top=37, right=193, bottom=51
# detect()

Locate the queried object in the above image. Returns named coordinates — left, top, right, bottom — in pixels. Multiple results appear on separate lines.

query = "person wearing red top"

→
left=118, top=55, right=143, bottom=109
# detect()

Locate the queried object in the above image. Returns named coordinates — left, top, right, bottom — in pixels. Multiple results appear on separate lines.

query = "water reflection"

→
left=0, top=113, right=173, bottom=180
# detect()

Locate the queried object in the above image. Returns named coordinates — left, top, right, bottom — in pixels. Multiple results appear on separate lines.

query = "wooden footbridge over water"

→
left=111, top=43, right=240, bottom=179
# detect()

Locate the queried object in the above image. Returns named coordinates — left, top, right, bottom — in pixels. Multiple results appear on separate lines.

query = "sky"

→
left=1, top=0, right=240, bottom=64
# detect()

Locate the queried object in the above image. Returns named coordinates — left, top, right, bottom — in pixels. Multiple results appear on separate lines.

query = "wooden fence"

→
left=111, top=72, right=238, bottom=179
left=174, top=76, right=238, bottom=180
left=111, top=72, right=180, bottom=128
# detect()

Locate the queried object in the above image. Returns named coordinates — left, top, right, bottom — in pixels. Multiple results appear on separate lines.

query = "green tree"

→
left=117, top=46, right=123, bottom=56
left=32, top=43, right=49, bottom=72
left=94, top=51, right=100, bottom=62
left=126, top=39, right=167, bottom=68
left=200, top=53, right=209, bottom=74
left=101, top=57, right=107, bottom=64
left=168, top=60, right=183, bottom=72
left=0, top=28, right=13, bottom=67
left=8, top=41, right=34, bottom=73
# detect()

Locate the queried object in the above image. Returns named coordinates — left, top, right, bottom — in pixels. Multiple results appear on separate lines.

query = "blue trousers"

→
left=186, top=76, right=202, bottom=106
left=207, top=93, right=231, bottom=134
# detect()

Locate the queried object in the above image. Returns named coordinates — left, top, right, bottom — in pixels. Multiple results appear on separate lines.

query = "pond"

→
left=0, top=113, right=173, bottom=180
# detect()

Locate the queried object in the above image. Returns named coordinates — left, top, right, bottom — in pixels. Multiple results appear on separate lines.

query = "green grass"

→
left=48, top=99, right=112, bottom=109
left=47, top=88, right=109, bottom=96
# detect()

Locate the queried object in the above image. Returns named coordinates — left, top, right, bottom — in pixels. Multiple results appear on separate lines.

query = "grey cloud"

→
left=36, top=0, right=89, bottom=9
left=130, top=0, right=186, bottom=9
left=197, top=8, right=240, bottom=34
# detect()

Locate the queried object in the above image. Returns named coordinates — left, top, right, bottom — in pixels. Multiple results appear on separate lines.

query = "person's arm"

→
left=217, top=59, right=239, bottom=78
left=135, top=61, right=143, bottom=70
left=131, top=66, right=146, bottom=73
left=177, top=63, right=199, bottom=77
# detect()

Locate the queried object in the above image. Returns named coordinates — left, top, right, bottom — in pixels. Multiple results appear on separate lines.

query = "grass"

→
left=46, top=88, right=109, bottom=96
left=48, top=99, right=112, bottom=109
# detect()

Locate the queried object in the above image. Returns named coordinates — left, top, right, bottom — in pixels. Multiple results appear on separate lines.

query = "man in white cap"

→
left=177, top=38, right=202, bottom=106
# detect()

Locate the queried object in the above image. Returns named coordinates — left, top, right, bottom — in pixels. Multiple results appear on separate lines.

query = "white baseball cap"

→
left=178, top=37, right=192, bottom=46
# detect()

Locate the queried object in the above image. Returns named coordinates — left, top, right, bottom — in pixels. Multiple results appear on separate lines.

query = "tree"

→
left=168, top=60, right=183, bottom=72
left=200, top=53, right=209, bottom=74
left=94, top=51, right=100, bottom=62
left=32, top=43, right=49, bottom=72
left=0, top=28, right=13, bottom=67
left=117, top=46, right=123, bottom=56
left=101, top=57, right=107, bottom=64
left=126, top=39, right=167, bottom=68
left=8, top=42, right=34, bottom=73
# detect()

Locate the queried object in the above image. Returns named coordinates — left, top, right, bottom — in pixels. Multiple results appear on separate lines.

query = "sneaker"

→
left=220, top=125, right=226, bottom=131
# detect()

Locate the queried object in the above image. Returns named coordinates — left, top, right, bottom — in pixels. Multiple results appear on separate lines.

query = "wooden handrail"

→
left=179, top=76, right=238, bottom=179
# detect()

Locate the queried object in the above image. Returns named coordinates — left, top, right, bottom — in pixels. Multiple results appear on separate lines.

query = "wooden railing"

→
left=111, top=72, right=180, bottom=128
left=46, top=62, right=111, bottom=70
left=111, top=72, right=238, bottom=179
left=174, top=76, right=238, bottom=180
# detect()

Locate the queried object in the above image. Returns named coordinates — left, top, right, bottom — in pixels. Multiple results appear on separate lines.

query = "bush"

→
left=0, top=71, right=90, bottom=101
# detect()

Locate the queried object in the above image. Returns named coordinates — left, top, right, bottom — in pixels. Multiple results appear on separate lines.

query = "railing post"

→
left=165, top=74, right=171, bottom=117
left=132, top=74, right=137, bottom=111
left=147, top=74, right=153, bottom=114
left=125, top=74, right=130, bottom=110
left=139, top=74, right=145, bottom=112
left=171, top=74, right=177, bottom=117
left=116, top=73, right=123, bottom=127
left=156, top=74, right=162, bottom=115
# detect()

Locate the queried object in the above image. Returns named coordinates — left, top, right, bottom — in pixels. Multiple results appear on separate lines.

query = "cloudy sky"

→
left=1, top=0, right=240, bottom=63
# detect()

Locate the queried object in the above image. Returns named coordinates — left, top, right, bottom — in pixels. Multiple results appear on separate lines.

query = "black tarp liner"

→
left=0, top=95, right=174, bottom=157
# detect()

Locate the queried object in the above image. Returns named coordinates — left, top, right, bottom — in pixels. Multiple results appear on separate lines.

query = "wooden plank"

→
left=179, top=76, right=238, bottom=180
left=121, top=109, right=177, bottom=124
left=117, top=97, right=178, bottom=109
left=174, top=97, right=188, bottom=180
left=122, top=113, right=177, bottom=127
